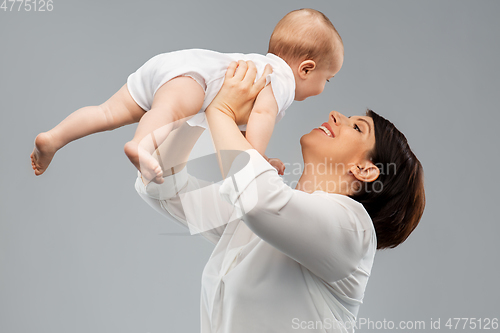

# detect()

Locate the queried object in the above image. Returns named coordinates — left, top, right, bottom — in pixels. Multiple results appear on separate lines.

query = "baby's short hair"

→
left=268, top=9, right=343, bottom=68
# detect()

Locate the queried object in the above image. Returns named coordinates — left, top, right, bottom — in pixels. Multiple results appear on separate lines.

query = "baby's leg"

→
left=124, top=76, right=205, bottom=184
left=31, top=84, right=144, bottom=175
left=140, top=121, right=205, bottom=186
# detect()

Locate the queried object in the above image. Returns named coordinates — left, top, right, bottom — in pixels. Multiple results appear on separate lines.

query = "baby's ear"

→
left=298, top=60, right=317, bottom=78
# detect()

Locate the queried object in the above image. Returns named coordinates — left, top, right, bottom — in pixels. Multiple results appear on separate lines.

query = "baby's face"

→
left=294, top=52, right=344, bottom=101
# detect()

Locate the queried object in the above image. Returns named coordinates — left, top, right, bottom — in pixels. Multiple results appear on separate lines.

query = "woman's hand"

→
left=205, top=60, right=272, bottom=178
left=207, top=60, right=273, bottom=125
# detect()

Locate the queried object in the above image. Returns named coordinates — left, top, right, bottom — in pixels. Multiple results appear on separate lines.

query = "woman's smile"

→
left=314, top=122, right=335, bottom=138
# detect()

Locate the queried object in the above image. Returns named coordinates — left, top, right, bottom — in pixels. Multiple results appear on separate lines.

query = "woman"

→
left=136, top=61, right=425, bottom=332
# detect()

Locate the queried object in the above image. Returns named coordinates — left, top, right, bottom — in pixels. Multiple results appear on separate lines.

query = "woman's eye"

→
left=326, top=79, right=330, bottom=83
left=354, top=124, right=362, bottom=132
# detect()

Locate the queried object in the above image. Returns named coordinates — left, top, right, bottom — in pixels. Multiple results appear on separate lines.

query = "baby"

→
left=30, top=8, right=344, bottom=183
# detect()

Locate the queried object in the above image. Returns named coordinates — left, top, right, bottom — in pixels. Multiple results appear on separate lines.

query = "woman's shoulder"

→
left=311, top=191, right=377, bottom=271
left=310, top=190, right=375, bottom=234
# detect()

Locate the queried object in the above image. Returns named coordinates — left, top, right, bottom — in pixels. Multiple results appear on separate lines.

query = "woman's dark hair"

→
left=350, top=110, right=425, bottom=249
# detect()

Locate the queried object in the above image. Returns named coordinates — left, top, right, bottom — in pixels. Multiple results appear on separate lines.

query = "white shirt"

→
left=127, top=49, right=296, bottom=130
left=135, top=149, right=377, bottom=332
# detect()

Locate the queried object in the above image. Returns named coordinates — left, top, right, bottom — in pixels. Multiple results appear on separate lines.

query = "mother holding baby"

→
left=136, top=59, right=425, bottom=332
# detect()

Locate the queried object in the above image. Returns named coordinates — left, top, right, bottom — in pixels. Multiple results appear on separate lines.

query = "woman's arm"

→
left=135, top=121, right=235, bottom=244
left=206, top=61, right=374, bottom=282
left=135, top=167, right=232, bottom=245
left=221, top=155, right=374, bottom=282
left=206, top=60, right=269, bottom=176
left=136, top=61, right=270, bottom=244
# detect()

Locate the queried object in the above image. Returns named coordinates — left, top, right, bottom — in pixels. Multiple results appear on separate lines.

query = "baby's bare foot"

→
left=124, top=141, right=164, bottom=184
left=31, top=132, right=58, bottom=176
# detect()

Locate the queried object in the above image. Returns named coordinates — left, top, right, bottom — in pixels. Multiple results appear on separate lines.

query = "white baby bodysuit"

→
left=127, top=49, right=296, bottom=130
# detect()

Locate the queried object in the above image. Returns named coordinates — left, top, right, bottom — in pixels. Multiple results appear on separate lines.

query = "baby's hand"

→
left=267, top=157, right=285, bottom=175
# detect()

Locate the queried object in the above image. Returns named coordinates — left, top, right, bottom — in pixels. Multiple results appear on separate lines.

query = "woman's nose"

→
left=330, top=111, right=343, bottom=126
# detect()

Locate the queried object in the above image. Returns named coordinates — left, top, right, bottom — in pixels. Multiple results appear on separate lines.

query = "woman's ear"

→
left=350, top=162, right=380, bottom=183
left=298, top=60, right=317, bottom=79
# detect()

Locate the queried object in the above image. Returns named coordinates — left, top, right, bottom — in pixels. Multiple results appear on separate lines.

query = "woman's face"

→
left=300, top=111, right=376, bottom=173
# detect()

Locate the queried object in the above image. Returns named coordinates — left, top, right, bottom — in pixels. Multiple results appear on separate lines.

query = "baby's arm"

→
left=244, top=84, right=278, bottom=156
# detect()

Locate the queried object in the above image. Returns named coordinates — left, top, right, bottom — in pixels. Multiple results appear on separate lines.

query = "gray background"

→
left=1, top=0, right=499, bottom=332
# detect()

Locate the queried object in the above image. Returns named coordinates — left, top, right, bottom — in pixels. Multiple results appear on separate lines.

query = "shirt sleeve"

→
left=219, top=149, right=374, bottom=283
left=135, top=168, right=235, bottom=245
